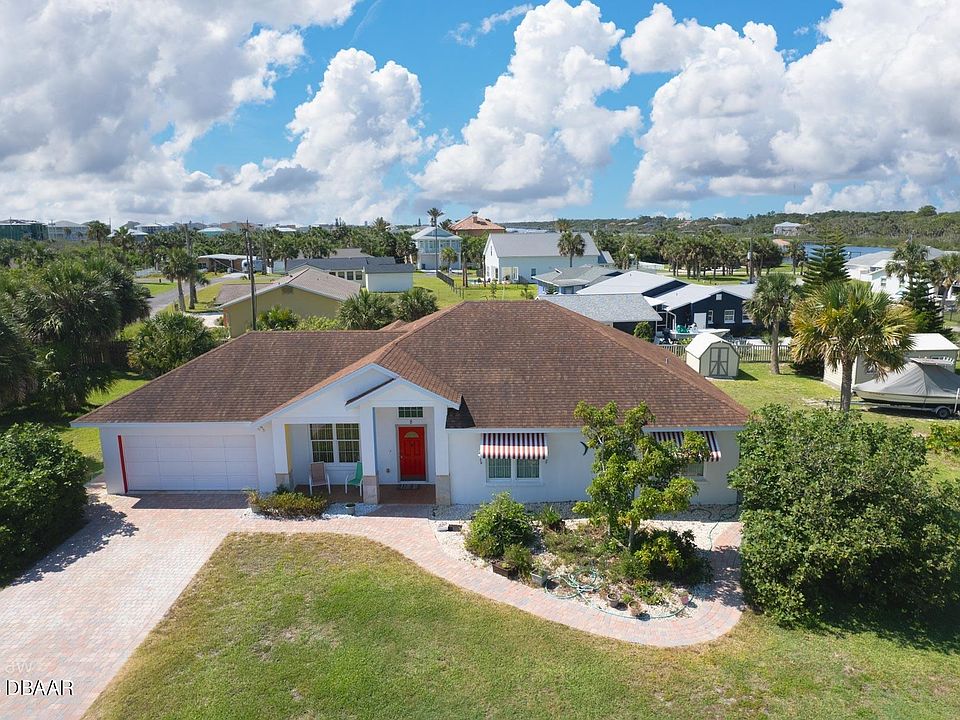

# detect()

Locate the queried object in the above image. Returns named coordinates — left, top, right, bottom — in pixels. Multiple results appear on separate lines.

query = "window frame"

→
left=723, top=308, right=736, bottom=324
left=398, top=406, right=424, bottom=418
left=684, top=461, right=705, bottom=479
left=486, top=457, right=512, bottom=481
left=309, top=423, right=361, bottom=464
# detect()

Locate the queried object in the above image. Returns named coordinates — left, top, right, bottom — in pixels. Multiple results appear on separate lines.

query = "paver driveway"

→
left=0, top=489, right=743, bottom=720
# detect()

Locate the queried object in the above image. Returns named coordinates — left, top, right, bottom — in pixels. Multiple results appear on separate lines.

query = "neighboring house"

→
left=773, top=221, right=805, bottom=237
left=47, top=220, right=88, bottom=242
left=198, top=226, right=228, bottom=237
left=287, top=256, right=414, bottom=292
left=0, top=219, right=48, bottom=241
left=844, top=247, right=950, bottom=301
left=647, top=284, right=757, bottom=336
left=823, top=332, right=959, bottom=388
left=449, top=212, right=506, bottom=237
left=686, top=334, right=740, bottom=379
left=484, top=232, right=612, bottom=283
left=74, top=302, right=749, bottom=505
left=532, top=265, right=621, bottom=295
left=330, top=248, right=373, bottom=259
left=198, top=254, right=254, bottom=273
left=410, top=226, right=462, bottom=271
left=538, top=293, right=660, bottom=337
left=219, top=267, right=359, bottom=336
left=577, top=269, right=685, bottom=298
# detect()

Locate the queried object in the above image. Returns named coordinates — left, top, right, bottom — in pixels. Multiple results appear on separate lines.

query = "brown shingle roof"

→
left=77, top=302, right=748, bottom=429
left=219, top=267, right=359, bottom=308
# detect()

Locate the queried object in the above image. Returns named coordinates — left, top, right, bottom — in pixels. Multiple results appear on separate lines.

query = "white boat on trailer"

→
left=853, top=359, right=960, bottom=419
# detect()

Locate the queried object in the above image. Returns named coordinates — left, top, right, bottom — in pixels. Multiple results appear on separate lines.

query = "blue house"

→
left=411, top=226, right=461, bottom=271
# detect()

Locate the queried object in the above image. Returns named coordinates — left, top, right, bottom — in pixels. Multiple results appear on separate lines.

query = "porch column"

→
left=433, top=415, right=451, bottom=505
left=271, top=422, right=291, bottom=489
left=359, top=408, right=379, bottom=504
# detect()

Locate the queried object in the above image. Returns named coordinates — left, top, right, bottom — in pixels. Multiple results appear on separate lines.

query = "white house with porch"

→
left=75, top=302, right=748, bottom=506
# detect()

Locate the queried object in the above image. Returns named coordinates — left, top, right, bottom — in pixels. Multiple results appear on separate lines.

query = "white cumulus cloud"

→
left=418, top=0, right=641, bottom=219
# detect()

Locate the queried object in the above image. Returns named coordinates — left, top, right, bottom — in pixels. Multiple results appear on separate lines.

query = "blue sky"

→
left=5, top=1, right=956, bottom=225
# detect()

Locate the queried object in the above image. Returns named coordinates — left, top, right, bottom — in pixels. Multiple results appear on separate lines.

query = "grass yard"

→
left=413, top=272, right=532, bottom=308
left=719, top=361, right=960, bottom=478
left=655, top=264, right=799, bottom=286
left=86, top=533, right=960, bottom=720
left=0, top=371, right=149, bottom=475
left=133, top=280, right=174, bottom=296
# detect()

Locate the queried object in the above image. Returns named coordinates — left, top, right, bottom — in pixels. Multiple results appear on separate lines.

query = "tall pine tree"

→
left=802, top=230, right=849, bottom=291
left=901, top=275, right=946, bottom=334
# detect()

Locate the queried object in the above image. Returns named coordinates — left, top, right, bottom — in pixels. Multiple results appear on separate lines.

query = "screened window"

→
left=685, top=462, right=704, bottom=478
left=309, top=424, right=334, bottom=463
left=336, top=423, right=361, bottom=463
left=724, top=309, right=736, bottom=324
left=516, top=458, right=540, bottom=479
left=310, top=423, right=360, bottom=463
left=487, top=457, right=511, bottom=480
left=398, top=407, right=423, bottom=418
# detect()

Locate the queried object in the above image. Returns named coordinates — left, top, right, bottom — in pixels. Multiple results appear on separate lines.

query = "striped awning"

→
left=649, top=430, right=721, bottom=462
left=480, top=432, right=548, bottom=460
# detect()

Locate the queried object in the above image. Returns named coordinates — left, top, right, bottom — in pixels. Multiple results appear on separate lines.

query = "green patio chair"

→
left=345, top=462, right=363, bottom=500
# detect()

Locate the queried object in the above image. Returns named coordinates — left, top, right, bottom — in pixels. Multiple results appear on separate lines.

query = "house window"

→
left=742, top=307, right=752, bottom=322
left=516, top=458, right=540, bottom=479
left=398, top=406, right=423, bottom=418
left=724, top=309, right=736, bottom=324
left=309, top=424, right=334, bottom=463
left=684, top=462, right=704, bottom=478
left=310, top=423, right=360, bottom=463
left=706, top=310, right=714, bottom=325
left=335, top=423, right=361, bottom=463
left=487, top=457, right=511, bottom=480
left=530, top=268, right=537, bottom=277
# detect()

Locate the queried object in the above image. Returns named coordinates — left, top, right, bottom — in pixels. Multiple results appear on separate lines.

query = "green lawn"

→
left=656, top=264, right=799, bottom=286
left=134, top=280, right=174, bottom=296
left=85, top=533, right=960, bottom=720
left=413, top=272, right=531, bottom=308
left=719, top=362, right=960, bottom=478
left=0, top=371, right=149, bottom=475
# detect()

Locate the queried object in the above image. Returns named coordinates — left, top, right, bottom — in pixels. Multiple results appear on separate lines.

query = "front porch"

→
left=293, top=482, right=437, bottom=505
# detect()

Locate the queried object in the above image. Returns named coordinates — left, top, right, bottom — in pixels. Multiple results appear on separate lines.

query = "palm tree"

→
left=427, top=207, right=444, bottom=272
left=159, top=247, right=197, bottom=312
left=557, top=231, right=586, bottom=268
left=440, top=246, right=457, bottom=271
left=86, top=220, right=110, bottom=250
left=787, top=238, right=807, bottom=275
left=885, top=238, right=928, bottom=284
left=555, top=218, right=572, bottom=233
left=395, top=287, right=439, bottom=322
left=338, top=289, right=396, bottom=329
left=111, top=226, right=133, bottom=253
left=746, top=273, right=798, bottom=374
left=930, top=252, right=960, bottom=310
left=791, top=281, right=916, bottom=411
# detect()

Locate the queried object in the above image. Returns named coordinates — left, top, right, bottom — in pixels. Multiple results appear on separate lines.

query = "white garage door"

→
left=121, top=434, right=258, bottom=491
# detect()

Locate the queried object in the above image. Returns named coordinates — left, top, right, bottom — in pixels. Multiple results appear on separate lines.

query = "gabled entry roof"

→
left=76, top=302, right=748, bottom=430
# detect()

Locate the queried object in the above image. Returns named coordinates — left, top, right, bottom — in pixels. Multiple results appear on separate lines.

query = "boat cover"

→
left=853, top=360, right=960, bottom=400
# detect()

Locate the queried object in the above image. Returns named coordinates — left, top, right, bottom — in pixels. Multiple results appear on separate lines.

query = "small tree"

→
left=572, top=401, right=707, bottom=550
left=257, top=305, right=299, bottom=331
left=395, top=287, right=439, bottom=322
left=746, top=273, right=798, bottom=374
left=338, top=289, right=395, bottom=330
left=802, top=231, right=848, bottom=291
left=128, top=313, right=217, bottom=377
left=632, top=322, right=653, bottom=341
left=557, top=231, right=586, bottom=268
left=440, top=246, right=457, bottom=272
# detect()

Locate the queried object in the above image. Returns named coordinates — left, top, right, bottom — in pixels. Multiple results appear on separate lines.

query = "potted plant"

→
left=344, top=502, right=357, bottom=516
left=530, top=561, right=550, bottom=588
left=605, top=589, right=621, bottom=609
left=491, top=559, right=516, bottom=579
left=679, top=591, right=692, bottom=606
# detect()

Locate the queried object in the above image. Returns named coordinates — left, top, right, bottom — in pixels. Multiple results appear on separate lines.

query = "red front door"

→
left=398, top=426, right=426, bottom=481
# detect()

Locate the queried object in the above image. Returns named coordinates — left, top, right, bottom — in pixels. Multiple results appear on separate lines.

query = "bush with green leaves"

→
left=257, top=305, right=299, bottom=330
left=502, top=543, right=533, bottom=576
left=128, top=312, right=218, bottom=378
left=394, top=286, right=439, bottom=322
left=297, top=315, right=343, bottom=331
left=926, top=424, right=960, bottom=455
left=246, top=489, right=328, bottom=518
left=731, top=405, right=960, bottom=624
left=613, top=528, right=710, bottom=584
left=465, top=492, right=534, bottom=559
left=536, top=504, right=564, bottom=532
left=0, top=423, right=89, bottom=583
left=632, top=322, right=653, bottom=341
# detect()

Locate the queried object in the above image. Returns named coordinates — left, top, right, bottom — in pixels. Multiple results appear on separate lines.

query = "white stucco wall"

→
left=364, top=272, right=413, bottom=292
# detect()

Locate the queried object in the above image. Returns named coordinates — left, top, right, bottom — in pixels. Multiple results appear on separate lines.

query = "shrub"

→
left=246, top=490, right=328, bottom=518
left=502, top=543, right=533, bottom=577
left=926, top=424, right=960, bottom=455
left=257, top=305, right=299, bottom=330
left=128, top=312, right=217, bottom=377
left=731, top=405, right=960, bottom=624
left=536, top=504, right=564, bottom=532
left=465, top=492, right=534, bottom=558
left=394, top=287, right=439, bottom=322
left=611, top=528, right=710, bottom=584
left=0, top=423, right=89, bottom=583
left=632, top=322, right=653, bottom=341
left=297, top=315, right=343, bottom=331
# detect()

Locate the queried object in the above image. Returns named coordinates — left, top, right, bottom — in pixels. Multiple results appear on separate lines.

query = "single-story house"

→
left=538, top=293, right=660, bottom=336
left=533, top=265, right=621, bottom=295
left=844, top=247, right=952, bottom=301
left=219, top=267, right=359, bottom=337
left=484, top=232, right=612, bottom=283
left=576, top=269, right=685, bottom=299
left=686, top=333, right=740, bottom=379
left=647, top=284, right=756, bottom=336
left=823, top=332, right=959, bottom=388
left=773, top=221, right=805, bottom=237
left=287, top=256, right=414, bottom=292
left=74, top=302, right=749, bottom=505
left=198, top=254, right=252, bottom=273
left=410, top=226, right=462, bottom=271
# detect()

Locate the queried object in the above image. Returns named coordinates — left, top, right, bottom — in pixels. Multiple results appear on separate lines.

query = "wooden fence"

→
left=658, top=342, right=792, bottom=363
left=436, top=270, right=464, bottom=297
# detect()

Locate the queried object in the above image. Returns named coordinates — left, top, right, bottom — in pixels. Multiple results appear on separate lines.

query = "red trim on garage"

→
left=117, top=435, right=128, bottom=494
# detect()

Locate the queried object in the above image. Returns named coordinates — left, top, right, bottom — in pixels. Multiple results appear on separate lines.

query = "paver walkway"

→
left=0, top=491, right=743, bottom=719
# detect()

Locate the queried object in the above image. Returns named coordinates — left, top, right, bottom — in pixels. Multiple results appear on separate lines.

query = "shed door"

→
left=120, top=434, right=258, bottom=491
left=708, top=347, right=729, bottom=377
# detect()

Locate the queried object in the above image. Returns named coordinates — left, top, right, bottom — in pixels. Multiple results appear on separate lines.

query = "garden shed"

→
left=685, top=333, right=740, bottom=379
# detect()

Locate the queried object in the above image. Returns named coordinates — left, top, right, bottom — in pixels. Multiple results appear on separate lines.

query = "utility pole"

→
left=245, top=221, right=257, bottom=330
left=748, top=236, right=755, bottom=283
